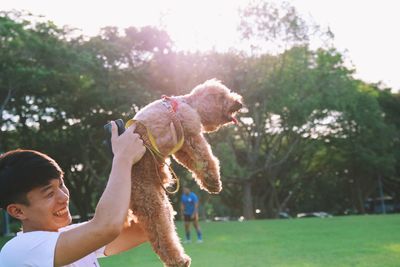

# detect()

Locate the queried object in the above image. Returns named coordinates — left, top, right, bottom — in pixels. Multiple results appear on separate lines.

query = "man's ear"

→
left=6, top=204, right=28, bottom=220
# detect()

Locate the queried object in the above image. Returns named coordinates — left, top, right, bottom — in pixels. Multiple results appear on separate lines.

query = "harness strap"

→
left=125, top=96, right=184, bottom=195
left=126, top=119, right=180, bottom=194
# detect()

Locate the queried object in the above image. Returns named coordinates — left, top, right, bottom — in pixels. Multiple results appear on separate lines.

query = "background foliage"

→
left=0, top=1, right=399, bottom=225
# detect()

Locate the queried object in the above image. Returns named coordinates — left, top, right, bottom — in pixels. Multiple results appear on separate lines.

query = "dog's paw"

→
left=203, top=179, right=222, bottom=194
left=202, top=183, right=222, bottom=194
left=180, top=255, right=191, bottom=267
left=164, top=254, right=191, bottom=267
left=208, top=184, right=222, bottom=194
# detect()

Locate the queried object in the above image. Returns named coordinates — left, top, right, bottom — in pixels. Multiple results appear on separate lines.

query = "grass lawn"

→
left=2, top=214, right=400, bottom=266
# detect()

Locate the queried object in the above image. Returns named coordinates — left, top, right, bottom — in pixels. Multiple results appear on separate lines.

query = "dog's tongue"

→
left=231, top=116, right=238, bottom=124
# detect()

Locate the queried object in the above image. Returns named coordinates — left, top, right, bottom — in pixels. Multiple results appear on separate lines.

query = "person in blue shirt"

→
left=180, top=187, right=203, bottom=243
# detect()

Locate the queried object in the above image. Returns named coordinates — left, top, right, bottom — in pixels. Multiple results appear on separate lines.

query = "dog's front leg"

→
left=173, top=134, right=222, bottom=193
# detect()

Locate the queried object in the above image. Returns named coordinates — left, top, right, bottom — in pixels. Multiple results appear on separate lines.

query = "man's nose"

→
left=57, top=188, right=69, bottom=202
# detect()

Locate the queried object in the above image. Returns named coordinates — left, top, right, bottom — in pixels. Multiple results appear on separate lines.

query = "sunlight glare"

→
left=159, top=0, right=248, bottom=51
left=3, top=0, right=399, bottom=91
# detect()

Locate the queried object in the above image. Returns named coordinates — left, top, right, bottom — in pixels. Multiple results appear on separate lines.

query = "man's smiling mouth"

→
left=54, top=207, right=68, bottom=217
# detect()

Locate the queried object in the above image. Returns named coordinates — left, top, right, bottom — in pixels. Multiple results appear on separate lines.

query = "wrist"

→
left=112, top=156, right=133, bottom=173
left=113, top=155, right=132, bottom=166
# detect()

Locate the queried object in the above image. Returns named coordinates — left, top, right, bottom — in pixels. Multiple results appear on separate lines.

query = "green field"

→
left=1, top=214, right=400, bottom=266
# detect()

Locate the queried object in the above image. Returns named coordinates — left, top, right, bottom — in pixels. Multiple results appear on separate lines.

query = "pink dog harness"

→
left=161, top=95, right=179, bottom=112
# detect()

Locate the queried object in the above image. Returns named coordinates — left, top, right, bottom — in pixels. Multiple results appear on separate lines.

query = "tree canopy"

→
left=1, top=3, right=399, bottom=224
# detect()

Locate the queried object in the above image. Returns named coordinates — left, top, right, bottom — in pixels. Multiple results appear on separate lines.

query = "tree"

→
left=377, top=89, right=400, bottom=207
left=0, top=12, right=174, bottom=220
left=1, top=8, right=399, bottom=224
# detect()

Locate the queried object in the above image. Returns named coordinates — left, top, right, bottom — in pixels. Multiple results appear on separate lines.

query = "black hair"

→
left=0, top=149, right=64, bottom=209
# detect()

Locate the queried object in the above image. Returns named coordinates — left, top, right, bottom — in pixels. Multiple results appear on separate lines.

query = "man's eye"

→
left=47, top=192, right=55, bottom=198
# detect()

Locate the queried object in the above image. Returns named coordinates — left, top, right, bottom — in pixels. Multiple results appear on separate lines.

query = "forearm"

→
left=54, top=123, right=145, bottom=267
left=104, top=221, right=148, bottom=256
left=54, top=159, right=133, bottom=267
left=92, top=157, right=132, bottom=232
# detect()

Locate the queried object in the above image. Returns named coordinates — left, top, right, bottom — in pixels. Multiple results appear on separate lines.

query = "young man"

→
left=0, top=121, right=147, bottom=267
left=180, top=187, right=202, bottom=243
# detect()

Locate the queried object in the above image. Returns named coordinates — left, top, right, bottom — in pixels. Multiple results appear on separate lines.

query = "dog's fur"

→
left=129, top=79, right=243, bottom=267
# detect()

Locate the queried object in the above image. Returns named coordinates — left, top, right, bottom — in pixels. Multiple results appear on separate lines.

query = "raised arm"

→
left=54, top=122, right=146, bottom=266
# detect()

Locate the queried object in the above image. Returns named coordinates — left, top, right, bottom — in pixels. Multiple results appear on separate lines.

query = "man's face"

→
left=21, top=178, right=72, bottom=232
left=183, top=188, right=190, bottom=195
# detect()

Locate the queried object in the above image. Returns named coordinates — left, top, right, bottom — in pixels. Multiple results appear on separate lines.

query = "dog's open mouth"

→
left=227, top=100, right=243, bottom=124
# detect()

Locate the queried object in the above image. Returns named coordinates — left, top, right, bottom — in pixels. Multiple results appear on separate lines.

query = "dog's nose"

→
left=233, top=101, right=243, bottom=111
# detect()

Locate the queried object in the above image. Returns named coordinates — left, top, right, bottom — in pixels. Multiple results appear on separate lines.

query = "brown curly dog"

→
left=128, top=79, right=243, bottom=267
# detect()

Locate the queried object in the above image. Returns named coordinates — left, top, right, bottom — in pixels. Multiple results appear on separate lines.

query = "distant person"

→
left=0, top=122, right=148, bottom=267
left=180, top=187, right=203, bottom=243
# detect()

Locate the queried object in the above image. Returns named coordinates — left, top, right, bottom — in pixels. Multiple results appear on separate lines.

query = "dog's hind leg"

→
left=135, top=192, right=191, bottom=267
left=173, top=133, right=222, bottom=194
left=130, top=153, right=191, bottom=267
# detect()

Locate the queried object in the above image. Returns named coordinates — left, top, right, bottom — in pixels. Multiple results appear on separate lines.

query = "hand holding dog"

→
left=110, top=121, right=146, bottom=165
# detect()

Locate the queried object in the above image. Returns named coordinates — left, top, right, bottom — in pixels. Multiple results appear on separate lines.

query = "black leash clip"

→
left=103, top=119, right=126, bottom=156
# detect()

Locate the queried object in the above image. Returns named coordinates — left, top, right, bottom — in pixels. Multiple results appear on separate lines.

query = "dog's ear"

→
left=190, top=79, right=223, bottom=97
left=205, top=78, right=220, bottom=84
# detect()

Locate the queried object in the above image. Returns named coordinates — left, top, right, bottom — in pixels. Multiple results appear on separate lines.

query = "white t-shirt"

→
left=0, top=224, right=105, bottom=267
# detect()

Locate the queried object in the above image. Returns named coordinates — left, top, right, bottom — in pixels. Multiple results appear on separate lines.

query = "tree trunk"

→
left=0, top=88, right=13, bottom=151
left=355, top=177, right=366, bottom=214
left=243, top=181, right=255, bottom=219
left=265, top=190, right=277, bottom=218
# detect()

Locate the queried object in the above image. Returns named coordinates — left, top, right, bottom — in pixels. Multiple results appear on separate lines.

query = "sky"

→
left=1, top=0, right=399, bottom=92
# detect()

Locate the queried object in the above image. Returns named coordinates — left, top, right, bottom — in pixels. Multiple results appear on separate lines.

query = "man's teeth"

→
left=55, top=208, right=68, bottom=216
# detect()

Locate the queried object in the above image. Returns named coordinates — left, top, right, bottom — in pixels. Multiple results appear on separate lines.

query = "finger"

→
left=127, top=123, right=137, bottom=132
left=110, top=121, right=117, bottom=141
left=132, top=133, right=143, bottom=142
left=138, top=147, right=146, bottom=158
